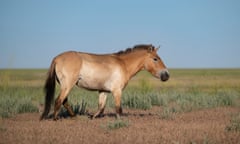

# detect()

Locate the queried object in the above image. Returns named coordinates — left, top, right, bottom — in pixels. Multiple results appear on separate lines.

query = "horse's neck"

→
left=118, top=52, right=146, bottom=80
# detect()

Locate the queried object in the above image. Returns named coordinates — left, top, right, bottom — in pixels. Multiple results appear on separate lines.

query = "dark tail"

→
left=40, top=60, right=56, bottom=120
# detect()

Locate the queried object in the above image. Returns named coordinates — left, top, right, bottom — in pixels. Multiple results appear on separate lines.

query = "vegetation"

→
left=0, top=69, right=44, bottom=118
left=226, top=113, right=240, bottom=132
left=101, top=119, right=129, bottom=130
left=0, top=69, right=240, bottom=118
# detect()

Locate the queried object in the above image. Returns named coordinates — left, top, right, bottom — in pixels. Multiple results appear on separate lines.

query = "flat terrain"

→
left=1, top=107, right=240, bottom=144
left=0, top=69, right=240, bottom=143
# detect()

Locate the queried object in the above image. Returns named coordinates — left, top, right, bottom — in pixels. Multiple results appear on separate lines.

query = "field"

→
left=0, top=69, right=240, bottom=143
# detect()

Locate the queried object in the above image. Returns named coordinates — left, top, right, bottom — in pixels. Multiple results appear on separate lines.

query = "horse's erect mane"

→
left=114, top=44, right=154, bottom=55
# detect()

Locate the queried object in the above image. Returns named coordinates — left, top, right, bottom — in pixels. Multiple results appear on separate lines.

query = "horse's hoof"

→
left=87, top=114, right=94, bottom=119
left=95, top=113, right=105, bottom=118
left=53, top=116, right=60, bottom=121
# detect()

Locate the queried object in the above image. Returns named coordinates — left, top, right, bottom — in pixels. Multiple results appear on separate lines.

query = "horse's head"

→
left=144, top=45, right=169, bottom=82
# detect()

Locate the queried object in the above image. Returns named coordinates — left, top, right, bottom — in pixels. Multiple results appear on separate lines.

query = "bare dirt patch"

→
left=1, top=107, right=239, bottom=144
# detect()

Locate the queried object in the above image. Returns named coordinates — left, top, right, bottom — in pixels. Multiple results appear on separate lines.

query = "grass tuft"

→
left=102, top=119, right=129, bottom=130
left=159, top=107, right=177, bottom=120
left=17, top=101, right=38, bottom=113
left=122, top=91, right=152, bottom=110
left=226, top=113, right=240, bottom=132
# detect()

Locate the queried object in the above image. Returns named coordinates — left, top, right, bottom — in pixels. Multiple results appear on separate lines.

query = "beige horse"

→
left=40, top=44, right=169, bottom=120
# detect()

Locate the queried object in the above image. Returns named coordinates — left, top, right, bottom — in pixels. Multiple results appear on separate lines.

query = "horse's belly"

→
left=76, top=70, right=116, bottom=92
left=76, top=77, right=108, bottom=91
left=77, top=61, right=124, bottom=91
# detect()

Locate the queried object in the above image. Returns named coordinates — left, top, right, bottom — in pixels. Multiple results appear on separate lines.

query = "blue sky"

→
left=0, top=0, right=239, bottom=68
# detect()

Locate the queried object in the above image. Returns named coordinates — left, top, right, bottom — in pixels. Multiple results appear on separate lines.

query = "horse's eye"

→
left=153, top=58, right=158, bottom=62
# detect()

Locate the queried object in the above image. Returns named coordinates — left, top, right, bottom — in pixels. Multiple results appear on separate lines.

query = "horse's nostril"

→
left=161, top=71, right=169, bottom=81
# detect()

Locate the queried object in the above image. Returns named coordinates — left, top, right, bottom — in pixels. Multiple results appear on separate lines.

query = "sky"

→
left=0, top=0, right=239, bottom=69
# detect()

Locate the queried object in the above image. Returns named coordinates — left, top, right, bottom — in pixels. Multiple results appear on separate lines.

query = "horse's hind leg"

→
left=93, top=92, right=107, bottom=118
left=63, top=98, right=75, bottom=117
left=54, top=87, right=72, bottom=120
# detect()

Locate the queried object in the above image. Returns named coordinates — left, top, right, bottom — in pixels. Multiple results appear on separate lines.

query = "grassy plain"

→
left=1, top=69, right=240, bottom=143
left=0, top=69, right=240, bottom=119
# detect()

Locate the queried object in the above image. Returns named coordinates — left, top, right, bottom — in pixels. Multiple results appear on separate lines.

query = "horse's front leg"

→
left=93, top=92, right=107, bottom=118
left=112, top=89, right=123, bottom=119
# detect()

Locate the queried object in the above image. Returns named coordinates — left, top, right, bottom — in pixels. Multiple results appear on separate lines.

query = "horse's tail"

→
left=40, top=60, right=56, bottom=120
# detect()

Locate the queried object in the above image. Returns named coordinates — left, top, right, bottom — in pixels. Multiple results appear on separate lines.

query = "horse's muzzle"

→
left=160, top=70, right=169, bottom=82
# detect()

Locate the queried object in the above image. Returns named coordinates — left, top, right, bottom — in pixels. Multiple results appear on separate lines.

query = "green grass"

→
left=101, top=119, right=129, bottom=130
left=0, top=69, right=44, bottom=118
left=0, top=69, right=240, bottom=118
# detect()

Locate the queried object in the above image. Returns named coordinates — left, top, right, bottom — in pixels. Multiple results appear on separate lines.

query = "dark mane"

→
left=114, top=44, right=154, bottom=55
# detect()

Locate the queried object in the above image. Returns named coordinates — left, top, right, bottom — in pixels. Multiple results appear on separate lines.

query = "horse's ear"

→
left=148, top=45, right=155, bottom=52
left=155, top=45, right=160, bottom=51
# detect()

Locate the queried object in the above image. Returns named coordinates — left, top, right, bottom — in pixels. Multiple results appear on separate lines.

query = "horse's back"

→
left=54, top=51, right=81, bottom=70
left=53, top=51, right=124, bottom=71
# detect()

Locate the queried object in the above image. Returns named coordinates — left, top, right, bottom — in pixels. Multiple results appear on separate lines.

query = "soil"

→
left=0, top=107, right=240, bottom=144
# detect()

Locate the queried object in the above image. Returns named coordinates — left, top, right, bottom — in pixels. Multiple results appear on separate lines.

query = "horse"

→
left=40, top=44, right=169, bottom=120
